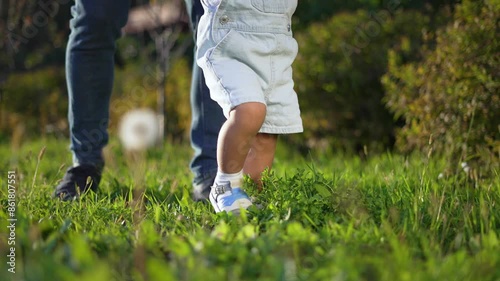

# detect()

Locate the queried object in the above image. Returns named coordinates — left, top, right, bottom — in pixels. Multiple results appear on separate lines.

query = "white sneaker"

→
left=209, top=184, right=253, bottom=213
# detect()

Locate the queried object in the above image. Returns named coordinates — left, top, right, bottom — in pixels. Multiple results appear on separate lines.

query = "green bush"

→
left=294, top=0, right=379, bottom=30
left=293, top=0, right=459, bottom=31
left=293, top=10, right=429, bottom=153
left=1, top=67, right=68, bottom=138
left=382, top=0, right=499, bottom=168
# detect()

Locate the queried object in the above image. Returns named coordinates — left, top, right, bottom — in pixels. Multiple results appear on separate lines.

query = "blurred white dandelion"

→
left=461, top=162, right=470, bottom=174
left=118, top=109, right=161, bottom=151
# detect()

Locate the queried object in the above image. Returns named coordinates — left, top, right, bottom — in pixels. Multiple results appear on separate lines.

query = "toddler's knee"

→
left=231, top=102, right=267, bottom=131
left=240, top=102, right=266, bottom=119
left=247, top=102, right=267, bottom=118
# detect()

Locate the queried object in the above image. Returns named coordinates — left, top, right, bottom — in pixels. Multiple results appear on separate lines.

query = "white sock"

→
left=214, top=169, right=243, bottom=189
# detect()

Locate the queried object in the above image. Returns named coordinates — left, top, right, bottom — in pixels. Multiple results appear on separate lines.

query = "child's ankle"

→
left=214, top=169, right=243, bottom=188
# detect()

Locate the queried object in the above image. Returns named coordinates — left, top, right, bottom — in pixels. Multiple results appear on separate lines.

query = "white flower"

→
left=119, top=109, right=160, bottom=151
left=438, top=173, right=444, bottom=180
left=461, top=162, right=471, bottom=174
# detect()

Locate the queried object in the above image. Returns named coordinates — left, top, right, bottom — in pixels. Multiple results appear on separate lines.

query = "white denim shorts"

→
left=197, top=0, right=303, bottom=134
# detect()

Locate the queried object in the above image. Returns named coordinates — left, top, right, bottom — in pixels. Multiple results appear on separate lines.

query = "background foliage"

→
left=293, top=9, right=430, bottom=152
left=109, top=58, right=192, bottom=140
left=0, top=0, right=497, bottom=170
left=383, top=0, right=499, bottom=168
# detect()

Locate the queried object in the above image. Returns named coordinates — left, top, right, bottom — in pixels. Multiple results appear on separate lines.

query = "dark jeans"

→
left=66, top=0, right=225, bottom=187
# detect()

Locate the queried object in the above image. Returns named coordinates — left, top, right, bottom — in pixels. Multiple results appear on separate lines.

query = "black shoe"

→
left=192, top=173, right=216, bottom=202
left=53, top=164, right=101, bottom=200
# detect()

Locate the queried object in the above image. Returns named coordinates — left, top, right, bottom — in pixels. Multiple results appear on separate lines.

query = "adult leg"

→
left=67, top=0, right=130, bottom=168
left=55, top=0, right=130, bottom=200
left=185, top=0, right=226, bottom=201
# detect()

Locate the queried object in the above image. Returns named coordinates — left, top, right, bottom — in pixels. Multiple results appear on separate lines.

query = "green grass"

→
left=1, top=137, right=499, bottom=281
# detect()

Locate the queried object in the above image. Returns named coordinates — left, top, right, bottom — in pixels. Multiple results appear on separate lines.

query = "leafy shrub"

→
left=293, top=0, right=459, bottom=31
left=293, top=10, right=429, bottom=153
left=0, top=0, right=72, bottom=75
left=1, top=67, right=68, bottom=138
left=382, top=0, right=499, bottom=168
left=294, top=0, right=379, bottom=30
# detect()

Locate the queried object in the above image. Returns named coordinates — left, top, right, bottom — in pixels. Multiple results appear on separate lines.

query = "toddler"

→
left=197, top=0, right=303, bottom=212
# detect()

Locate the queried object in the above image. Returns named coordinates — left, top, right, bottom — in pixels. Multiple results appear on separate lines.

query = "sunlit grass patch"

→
left=0, top=137, right=498, bottom=281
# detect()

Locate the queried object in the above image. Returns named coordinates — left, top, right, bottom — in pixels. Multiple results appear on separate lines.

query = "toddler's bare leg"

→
left=217, top=102, right=266, bottom=174
left=244, top=133, right=278, bottom=186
